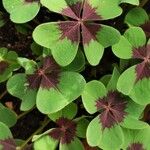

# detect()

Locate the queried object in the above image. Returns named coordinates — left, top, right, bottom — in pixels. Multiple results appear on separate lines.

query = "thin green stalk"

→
left=17, top=117, right=50, bottom=150
left=0, top=90, right=7, bottom=100
left=17, top=107, right=35, bottom=120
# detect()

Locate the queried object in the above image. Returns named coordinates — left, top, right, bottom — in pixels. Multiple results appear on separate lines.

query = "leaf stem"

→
left=140, top=0, right=149, bottom=7
left=17, top=117, right=50, bottom=150
left=0, top=90, right=7, bottom=100
left=17, top=107, right=35, bottom=120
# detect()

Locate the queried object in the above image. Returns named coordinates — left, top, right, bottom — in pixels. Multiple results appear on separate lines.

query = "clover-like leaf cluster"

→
left=1, top=0, right=150, bottom=150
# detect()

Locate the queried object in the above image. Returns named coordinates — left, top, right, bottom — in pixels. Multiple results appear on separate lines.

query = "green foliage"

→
left=113, top=27, right=150, bottom=105
left=2, top=0, right=150, bottom=150
left=7, top=57, right=86, bottom=113
left=33, top=103, right=89, bottom=150
left=82, top=68, right=148, bottom=150
left=0, top=48, right=19, bottom=83
left=33, top=0, right=122, bottom=66
left=2, top=0, right=40, bottom=23
left=0, top=103, right=17, bottom=127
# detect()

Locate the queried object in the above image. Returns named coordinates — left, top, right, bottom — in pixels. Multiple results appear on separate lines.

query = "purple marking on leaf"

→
left=141, top=21, right=150, bottom=38
left=0, top=138, right=16, bottom=150
left=0, top=61, right=9, bottom=74
left=127, top=143, right=145, bottom=150
left=49, top=117, right=77, bottom=144
left=96, top=91, right=127, bottom=129
left=58, top=1, right=102, bottom=45
left=59, top=21, right=80, bottom=43
left=133, top=45, right=150, bottom=81
left=62, top=2, right=83, bottom=19
left=82, top=2, right=101, bottom=21
left=82, top=23, right=101, bottom=44
left=27, top=56, right=61, bottom=90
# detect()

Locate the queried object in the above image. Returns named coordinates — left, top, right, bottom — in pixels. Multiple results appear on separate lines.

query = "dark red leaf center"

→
left=127, top=143, right=145, bottom=150
left=26, top=56, right=61, bottom=90
left=133, top=45, right=150, bottom=81
left=0, top=61, right=9, bottom=74
left=49, top=117, right=77, bottom=144
left=59, top=1, right=102, bottom=45
left=96, top=91, right=127, bottom=129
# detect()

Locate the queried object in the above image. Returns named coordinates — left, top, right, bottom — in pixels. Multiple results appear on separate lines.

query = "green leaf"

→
left=0, top=47, right=7, bottom=57
left=7, top=74, right=26, bottom=99
left=86, top=116, right=102, bottom=147
left=33, top=22, right=61, bottom=48
left=48, top=103, right=77, bottom=121
left=84, top=39, right=104, bottom=66
left=33, top=22, right=79, bottom=66
left=17, top=57, right=37, bottom=74
left=112, top=27, right=146, bottom=59
left=125, top=100, right=145, bottom=118
left=76, top=118, right=89, bottom=138
left=124, top=27, right=146, bottom=48
left=0, top=48, right=19, bottom=83
left=117, top=51, right=150, bottom=105
left=112, top=36, right=133, bottom=59
left=63, top=50, right=85, bottom=72
left=41, top=0, right=74, bottom=15
left=0, top=122, right=12, bottom=139
left=7, top=57, right=85, bottom=114
left=100, top=74, right=111, bottom=86
left=125, top=7, right=149, bottom=26
left=120, top=115, right=149, bottom=129
left=119, top=59, right=130, bottom=72
left=122, top=127, right=150, bottom=150
left=106, top=67, right=120, bottom=91
left=59, top=137, right=84, bottom=150
left=89, top=0, right=122, bottom=20
left=34, top=135, right=58, bottom=150
left=99, top=125, right=124, bottom=150
left=97, top=24, right=121, bottom=48
left=31, top=42, right=43, bottom=56
left=117, top=66, right=136, bottom=95
left=3, top=0, right=40, bottom=23
left=0, top=106, right=17, bottom=127
left=20, top=89, right=37, bottom=111
left=7, top=74, right=36, bottom=111
left=130, top=78, right=150, bottom=105
left=82, top=80, right=107, bottom=114
left=0, top=69, right=12, bottom=83
left=37, top=72, right=85, bottom=114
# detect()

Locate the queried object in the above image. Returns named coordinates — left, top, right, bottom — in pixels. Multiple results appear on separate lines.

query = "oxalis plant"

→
left=7, top=56, right=85, bottom=113
left=33, top=103, right=89, bottom=150
left=0, top=0, right=150, bottom=150
left=112, top=27, right=150, bottom=105
left=33, top=0, right=139, bottom=66
left=82, top=68, right=148, bottom=150
left=125, top=7, right=150, bottom=37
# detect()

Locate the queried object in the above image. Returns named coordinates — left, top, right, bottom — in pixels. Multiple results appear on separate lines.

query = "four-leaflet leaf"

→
left=7, top=56, right=86, bottom=114
left=33, top=0, right=121, bottom=66
left=112, top=27, right=150, bottom=105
